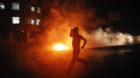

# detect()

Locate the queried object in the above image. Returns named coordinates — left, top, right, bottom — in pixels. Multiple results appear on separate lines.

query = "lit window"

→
left=31, top=6, right=35, bottom=12
left=37, top=7, right=41, bottom=13
left=12, top=17, right=20, bottom=24
left=31, top=19, right=35, bottom=25
left=12, top=3, right=20, bottom=10
left=0, top=3, right=5, bottom=10
left=36, top=19, right=40, bottom=25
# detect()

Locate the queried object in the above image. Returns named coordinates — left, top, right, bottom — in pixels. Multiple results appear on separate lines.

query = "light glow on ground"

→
left=53, top=44, right=68, bottom=51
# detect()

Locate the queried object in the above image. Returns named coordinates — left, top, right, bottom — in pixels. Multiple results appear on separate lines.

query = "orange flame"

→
left=53, top=43, right=68, bottom=51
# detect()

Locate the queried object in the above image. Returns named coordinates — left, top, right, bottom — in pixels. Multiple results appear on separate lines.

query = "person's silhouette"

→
left=66, top=27, right=88, bottom=73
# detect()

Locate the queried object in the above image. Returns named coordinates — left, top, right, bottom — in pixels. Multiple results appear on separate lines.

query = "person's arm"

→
left=70, top=29, right=73, bottom=37
left=81, top=35, right=87, bottom=49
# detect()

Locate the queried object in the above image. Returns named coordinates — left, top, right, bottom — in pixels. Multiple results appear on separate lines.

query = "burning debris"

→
left=40, top=0, right=106, bottom=50
left=53, top=43, right=68, bottom=51
left=36, top=0, right=140, bottom=50
left=4, top=0, right=138, bottom=78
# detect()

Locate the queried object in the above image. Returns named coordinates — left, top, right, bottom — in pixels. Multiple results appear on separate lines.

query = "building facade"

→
left=0, top=0, right=42, bottom=42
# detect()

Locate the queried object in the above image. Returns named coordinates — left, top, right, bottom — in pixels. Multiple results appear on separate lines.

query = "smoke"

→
left=14, top=0, right=140, bottom=78
left=38, top=0, right=140, bottom=49
left=36, top=0, right=140, bottom=52
left=89, top=26, right=140, bottom=48
left=14, top=1, right=107, bottom=78
left=40, top=0, right=105, bottom=50
left=91, top=27, right=134, bottom=46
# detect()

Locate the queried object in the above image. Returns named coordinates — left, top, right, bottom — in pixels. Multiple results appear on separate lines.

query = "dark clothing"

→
left=72, top=34, right=83, bottom=49
left=72, top=34, right=85, bottom=62
left=67, top=33, right=87, bottom=73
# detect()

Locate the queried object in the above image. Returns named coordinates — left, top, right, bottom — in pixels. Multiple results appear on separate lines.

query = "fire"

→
left=53, top=44, right=68, bottom=51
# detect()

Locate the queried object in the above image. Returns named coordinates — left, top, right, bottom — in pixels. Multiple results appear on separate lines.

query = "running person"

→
left=66, top=27, right=88, bottom=73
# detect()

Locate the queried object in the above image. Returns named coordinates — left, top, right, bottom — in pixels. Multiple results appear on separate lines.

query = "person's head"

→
left=73, top=27, right=79, bottom=34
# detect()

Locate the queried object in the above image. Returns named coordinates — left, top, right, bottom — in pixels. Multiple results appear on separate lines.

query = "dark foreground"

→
left=0, top=43, right=140, bottom=78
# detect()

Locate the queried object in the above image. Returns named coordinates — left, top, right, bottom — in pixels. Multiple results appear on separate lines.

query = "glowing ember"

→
left=54, top=44, right=68, bottom=51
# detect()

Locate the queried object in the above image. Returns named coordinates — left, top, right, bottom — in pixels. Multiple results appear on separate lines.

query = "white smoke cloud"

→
left=89, top=27, right=136, bottom=46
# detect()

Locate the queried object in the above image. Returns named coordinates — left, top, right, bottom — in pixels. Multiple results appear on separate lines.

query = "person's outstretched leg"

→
left=77, top=57, right=88, bottom=68
left=66, top=53, right=77, bottom=74
left=66, top=60, right=76, bottom=73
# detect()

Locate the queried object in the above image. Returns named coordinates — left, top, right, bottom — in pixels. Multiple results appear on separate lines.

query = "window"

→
left=12, top=17, right=20, bottom=24
left=12, top=3, right=20, bottom=10
left=0, top=3, right=5, bottom=10
left=31, top=6, right=35, bottom=12
left=37, top=7, right=41, bottom=13
left=31, top=19, right=35, bottom=25
left=36, top=19, right=40, bottom=25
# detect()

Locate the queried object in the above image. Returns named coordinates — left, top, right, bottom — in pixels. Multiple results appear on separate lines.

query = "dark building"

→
left=86, top=0, right=139, bottom=35
left=0, top=0, right=42, bottom=42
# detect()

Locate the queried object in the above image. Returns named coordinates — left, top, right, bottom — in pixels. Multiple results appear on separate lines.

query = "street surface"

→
left=0, top=43, right=140, bottom=78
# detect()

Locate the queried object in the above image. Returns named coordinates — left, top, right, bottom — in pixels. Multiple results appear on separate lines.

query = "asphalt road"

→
left=0, top=43, right=140, bottom=78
